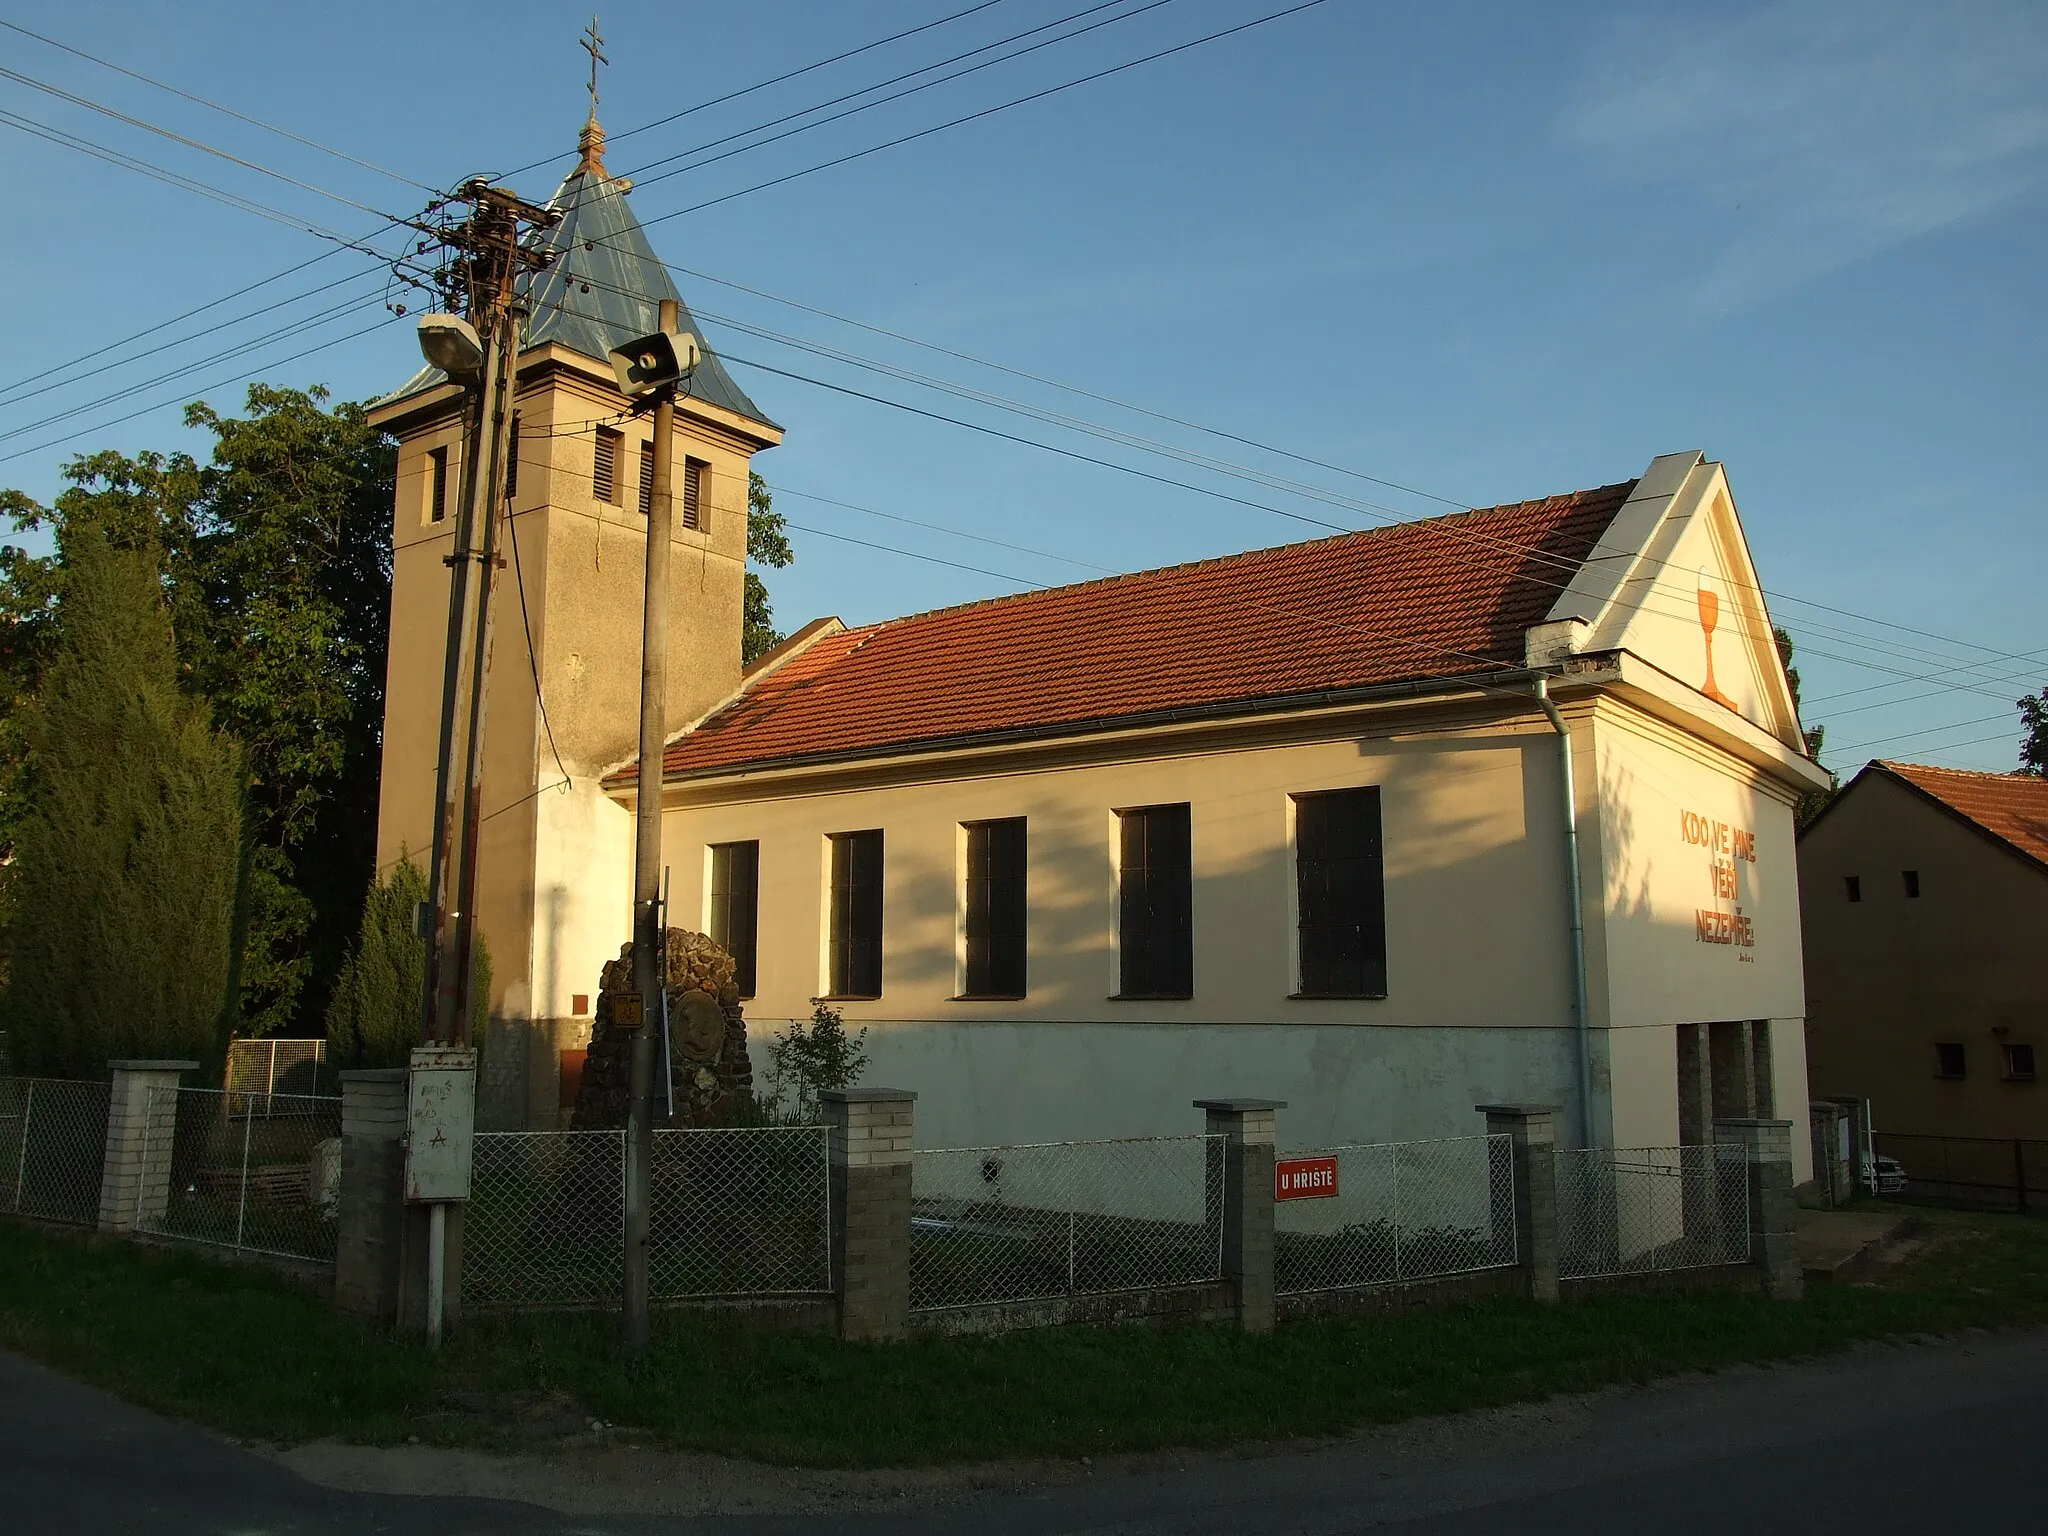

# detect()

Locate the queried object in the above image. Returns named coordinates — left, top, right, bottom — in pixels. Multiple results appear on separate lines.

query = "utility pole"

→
left=623, top=295, right=680, bottom=1352
left=419, top=181, right=557, bottom=1050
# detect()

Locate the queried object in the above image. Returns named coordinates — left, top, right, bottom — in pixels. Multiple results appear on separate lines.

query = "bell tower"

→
left=366, top=100, right=782, bottom=1123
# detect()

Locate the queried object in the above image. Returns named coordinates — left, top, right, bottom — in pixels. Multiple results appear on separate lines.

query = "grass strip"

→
left=3, top=1206, right=2044, bottom=1467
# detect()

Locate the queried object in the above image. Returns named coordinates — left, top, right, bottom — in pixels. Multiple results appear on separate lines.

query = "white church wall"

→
left=530, top=776, right=634, bottom=1020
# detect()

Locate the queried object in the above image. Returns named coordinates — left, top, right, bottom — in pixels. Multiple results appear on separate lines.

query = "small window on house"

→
left=1844, top=875, right=1861, bottom=903
left=637, top=438, right=655, bottom=517
left=2002, top=1043, right=2036, bottom=1083
left=1935, top=1042, right=1967, bottom=1080
left=682, top=459, right=707, bottom=531
left=708, top=841, right=759, bottom=998
left=1117, top=804, right=1192, bottom=999
left=505, top=413, right=519, bottom=502
left=826, top=830, right=883, bottom=999
left=593, top=427, right=621, bottom=505
left=428, top=446, right=449, bottom=522
left=962, top=819, right=1026, bottom=998
left=1903, top=869, right=1921, bottom=898
left=1293, top=787, right=1388, bottom=998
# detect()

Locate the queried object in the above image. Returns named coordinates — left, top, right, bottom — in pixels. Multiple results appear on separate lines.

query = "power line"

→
left=0, top=266, right=386, bottom=414
left=491, top=0, right=1021, bottom=184
left=0, top=107, right=405, bottom=258
left=0, top=289, right=389, bottom=447
left=611, top=0, right=1181, bottom=197
left=0, top=18, right=436, bottom=192
left=632, top=0, right=1336, bottom=234
left=0, top=313, right=402, bottom=467
left=0, top=63, right=412, bottom=223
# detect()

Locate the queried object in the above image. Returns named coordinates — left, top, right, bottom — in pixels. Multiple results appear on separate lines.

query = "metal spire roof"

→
left=379, top=115, right=776, bottom=431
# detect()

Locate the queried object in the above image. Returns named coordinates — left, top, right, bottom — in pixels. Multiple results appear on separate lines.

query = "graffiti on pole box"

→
left=1275, top=1155, right=1339, bottom=1201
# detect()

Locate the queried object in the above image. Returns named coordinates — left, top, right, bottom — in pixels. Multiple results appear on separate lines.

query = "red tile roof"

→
left=1880, top=761, right=2048, bottom=869
left=632, top=481, right=1637, bottom=782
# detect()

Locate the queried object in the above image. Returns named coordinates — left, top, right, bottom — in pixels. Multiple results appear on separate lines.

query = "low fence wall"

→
left=7, top=1064, right=1801, bottom=1341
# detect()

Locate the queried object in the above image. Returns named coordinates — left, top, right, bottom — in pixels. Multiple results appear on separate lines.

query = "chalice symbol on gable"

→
left=1696, top=569, right=1736, bottom=709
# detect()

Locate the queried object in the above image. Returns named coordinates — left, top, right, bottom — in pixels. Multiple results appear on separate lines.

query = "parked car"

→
left=1862, top=1154, right=1906, bottom=1196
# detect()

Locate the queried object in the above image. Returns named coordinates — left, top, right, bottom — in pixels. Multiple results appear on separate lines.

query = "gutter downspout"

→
left=1536, top=675, right=1595, bottom=1148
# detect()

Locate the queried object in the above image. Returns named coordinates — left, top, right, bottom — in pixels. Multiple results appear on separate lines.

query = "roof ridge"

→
left=1879, top=758, right=2032, bottom=780
left=830, top=481, right=1638, bottom=639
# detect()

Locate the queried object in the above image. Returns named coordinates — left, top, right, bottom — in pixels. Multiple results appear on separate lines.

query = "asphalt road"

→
left=5, top=1329, right=2044, bottom=1535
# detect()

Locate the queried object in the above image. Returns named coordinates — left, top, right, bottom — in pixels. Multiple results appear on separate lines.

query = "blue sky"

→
left=1, top=0, right=2042, bottom=773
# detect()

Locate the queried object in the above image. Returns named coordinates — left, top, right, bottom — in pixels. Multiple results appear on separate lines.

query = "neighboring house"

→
left=370, top=109, right=1828, bottom=1171
left=1800, top=761, right=2048, bottom=1141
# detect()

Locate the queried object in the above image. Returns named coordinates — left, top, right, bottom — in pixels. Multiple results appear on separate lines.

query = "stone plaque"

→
left=674, top=989, right=726, bottom=1064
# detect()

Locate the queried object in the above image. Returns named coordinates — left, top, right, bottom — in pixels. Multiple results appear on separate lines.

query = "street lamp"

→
left=417, top=314, right=485, bottom=379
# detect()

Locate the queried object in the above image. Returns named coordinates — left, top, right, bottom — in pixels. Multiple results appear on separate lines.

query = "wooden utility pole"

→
left=623, top=295, right=680, bottom=1352
left=420, top=181, right=556, bottom=1050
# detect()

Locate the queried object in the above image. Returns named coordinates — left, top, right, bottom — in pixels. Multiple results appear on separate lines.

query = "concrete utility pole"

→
left=419, top=181, right=556, bottom=1050
left=623, top=295, right=680, bottom=1352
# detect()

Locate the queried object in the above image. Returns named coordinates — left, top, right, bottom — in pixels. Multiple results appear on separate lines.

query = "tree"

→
left=1, top=386, right=395, bottom=1034
left=324, top=857, right=490, bottom=1069
left=2019, top=687, right=2048, bottom=777
left=744, top=471, right=794, bottom=665
left=0, top=528, right=244, bottom=1077
left=1775, top=626, right=1836, bottom=826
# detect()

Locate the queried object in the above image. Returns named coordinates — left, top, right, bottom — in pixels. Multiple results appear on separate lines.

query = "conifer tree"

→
left=0, top=528, right=243, bottom=1076
left=325, top=857, right=490, bottom=1068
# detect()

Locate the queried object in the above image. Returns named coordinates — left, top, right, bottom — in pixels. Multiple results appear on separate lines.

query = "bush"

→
left=324, top=857, right=489, bottom=1068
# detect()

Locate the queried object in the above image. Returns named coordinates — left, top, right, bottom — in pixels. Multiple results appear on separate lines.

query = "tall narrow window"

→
left=637, top=438, right=656, bottom=516
left=708, top=841, right=759, bottom=998
left=682, top=459, right=706, bottom=531
left=827, top=830, right=883, bottom=998
left=428, top=446, right=449, bottom=522
left=963, top=819, right=1027, bottom=998
left=1293, top=787, right=1387, bottom=998
left=1844, top=875, right=1862, bottom=903
left=1903, top=869, right=1921, bottom=898
left=593, top=427, right=620, bottom=505
left=1117, top=804, right=1192, bottom=998
left=1935, top=1042, right=1967, bottom=1080
left=504, top=413, right=519, bottom=501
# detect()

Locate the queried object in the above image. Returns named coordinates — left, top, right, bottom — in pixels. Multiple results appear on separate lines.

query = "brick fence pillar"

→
left=334, top=1069, right=407, bottom=1317
left=823, top=1088, right=915, bottom=1341
left=98, top=1060, right=196, bottom=1233
left=1194, top=1098, right=1283, bottom=1333
left=1717, top=1117, right=1802, bottom=1300
left=1476, top=1103, right=1560, bottom=1303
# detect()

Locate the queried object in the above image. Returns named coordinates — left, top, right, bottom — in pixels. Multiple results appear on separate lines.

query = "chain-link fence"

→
left=223, top=1038, right=329, bottom=1106
left=1556, top=1142, right=1750, bottom=1280
left=0, top=1076, right=110, bottom=1226
left=1274, top=1133, right=1516, bottom=1295
left=910, top=1135, right=1224, bottom=1312
left=464, top=1126, right=832, bottom=1309
left=464, top=1130, right=624, bottom=1309
left=138, top=1086, right=341, bottom=1264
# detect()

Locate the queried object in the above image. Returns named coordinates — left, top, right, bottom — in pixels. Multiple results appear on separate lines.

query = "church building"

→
left=369, top=109, right=1829, bottom=1179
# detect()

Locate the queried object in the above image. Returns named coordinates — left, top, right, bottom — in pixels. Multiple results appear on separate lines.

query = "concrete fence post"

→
left=1717, top=1117, right=1802, bottom=1300
left=334, top=1069, right=408, bottom=1317
left=1476, top=1104, right=1560, bottom=1303
left=98, top=1060, right=196, bottom=1233
left=1194, top=1098, right=1283, bottom=1333
left=822, top=1088, right=916, bottom=1340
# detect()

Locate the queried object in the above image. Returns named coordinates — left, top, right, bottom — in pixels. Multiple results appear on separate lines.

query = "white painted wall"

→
left=530, top=776, right=634, bottom=1020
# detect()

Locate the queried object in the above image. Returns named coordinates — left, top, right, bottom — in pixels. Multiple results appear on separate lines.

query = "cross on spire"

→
left=575, top=16, right=611, bottom=177
left=581, top=16, right=608, bottom=119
